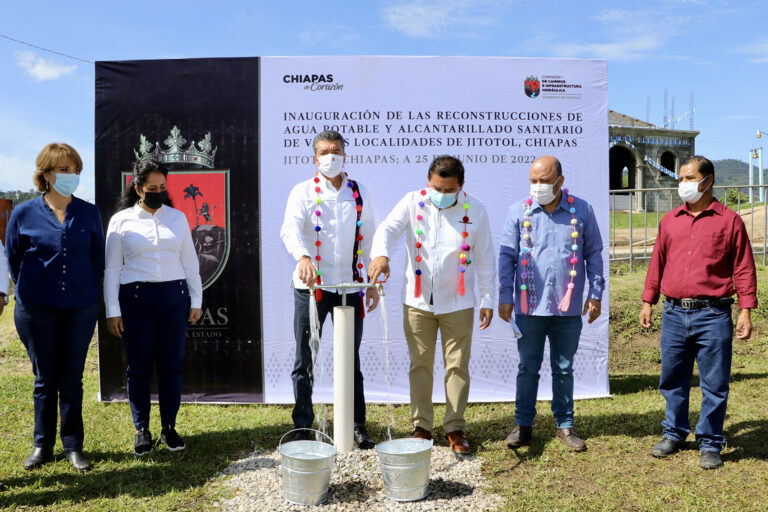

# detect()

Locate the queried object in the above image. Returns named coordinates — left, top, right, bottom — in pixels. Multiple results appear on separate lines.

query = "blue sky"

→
left=1, top=0, right=767, bottom=200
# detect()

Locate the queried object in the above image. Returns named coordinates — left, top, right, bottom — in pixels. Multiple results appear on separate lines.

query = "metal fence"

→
left=609, top=185, right=768, bottom=270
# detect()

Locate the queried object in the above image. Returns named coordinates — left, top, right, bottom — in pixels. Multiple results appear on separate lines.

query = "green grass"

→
left=610, top=210, right=662, bottom=230
left=1, top=266, right=768, bottom=511
left=609, top=199, right=765, bottom=231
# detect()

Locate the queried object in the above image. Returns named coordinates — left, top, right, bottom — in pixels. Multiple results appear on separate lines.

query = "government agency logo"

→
left=524, top=75, right=540, bottom=98
left=282, top=73, right=344, bottom=91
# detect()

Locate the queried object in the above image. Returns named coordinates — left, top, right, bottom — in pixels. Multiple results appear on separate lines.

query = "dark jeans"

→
left=120, top=281, right=190, bottom=430
left=659, top=300, right=733, bottom=453
left=515, top=314, right=583, bottom=429
left=15, top=301, right=98, bottom=452
left=292, top=288, right=366, bottom=428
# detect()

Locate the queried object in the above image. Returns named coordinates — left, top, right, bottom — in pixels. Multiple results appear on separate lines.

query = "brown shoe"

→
left=555, top=428, right=586, bottom=452
left=505, top=425, right=533, bottom=448
left=446, top=430, right=471, bottom=454
left=410, top=426, right=432, bottom=440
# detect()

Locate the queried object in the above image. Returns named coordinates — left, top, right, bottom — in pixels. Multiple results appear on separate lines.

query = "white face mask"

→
left=530, top=178, right=561, bottom=205
left=678, top=177, right=710, bottom=204
left=316, top=153, right=344, bottom=178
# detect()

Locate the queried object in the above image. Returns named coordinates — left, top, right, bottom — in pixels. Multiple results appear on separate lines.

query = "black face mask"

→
left=142, top=190, right=168, bottom=209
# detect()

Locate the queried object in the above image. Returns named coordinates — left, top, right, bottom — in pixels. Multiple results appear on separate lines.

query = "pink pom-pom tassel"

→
left=458, top=272, right=466, bottom=296
left=414, top=274, right=422, bottom=298
left=520, top=289, right=528, bottom=314
left=558, top=284, right=574, bottom=312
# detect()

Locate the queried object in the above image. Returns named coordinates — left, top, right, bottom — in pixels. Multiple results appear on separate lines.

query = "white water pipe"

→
left=313, top=281, right=384, bottom=453
left=332, top=305, right=354, bottom=452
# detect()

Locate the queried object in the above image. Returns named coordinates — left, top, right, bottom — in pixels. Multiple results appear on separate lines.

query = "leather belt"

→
left=666, top=297, right=734, bottom=309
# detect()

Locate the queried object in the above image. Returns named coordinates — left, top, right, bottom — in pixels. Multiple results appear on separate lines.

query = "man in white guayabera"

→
left=368, top=155, right=497, bottom=454
left=280, top=130, right=379, bottom=448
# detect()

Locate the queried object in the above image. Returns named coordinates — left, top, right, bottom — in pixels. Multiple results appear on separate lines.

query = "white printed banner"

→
left=259, top=56, right=609, bottom=404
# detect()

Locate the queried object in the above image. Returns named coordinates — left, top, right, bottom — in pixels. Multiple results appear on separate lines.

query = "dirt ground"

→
left=611, top=205, right=767, bottom=260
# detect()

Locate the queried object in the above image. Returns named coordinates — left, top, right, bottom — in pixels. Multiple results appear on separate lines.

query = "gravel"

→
left=215, top=441, right=500, bottom=512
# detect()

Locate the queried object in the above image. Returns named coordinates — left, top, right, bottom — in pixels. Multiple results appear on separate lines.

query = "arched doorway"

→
left=660, top=151, right=676, bottom=174
left=610, top=145, right=636, bottom=190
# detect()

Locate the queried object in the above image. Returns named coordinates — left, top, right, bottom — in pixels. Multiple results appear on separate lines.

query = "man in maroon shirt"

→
left=639, top=155, right=757, bottom=470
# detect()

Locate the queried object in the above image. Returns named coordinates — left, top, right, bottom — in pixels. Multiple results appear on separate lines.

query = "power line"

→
left=0, top=33, right=93, bottom=64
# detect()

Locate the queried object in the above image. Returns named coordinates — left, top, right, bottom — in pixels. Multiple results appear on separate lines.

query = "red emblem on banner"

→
left=524, top=76, right=540, bottom=98
left=123, top=170, right=230, bottom=288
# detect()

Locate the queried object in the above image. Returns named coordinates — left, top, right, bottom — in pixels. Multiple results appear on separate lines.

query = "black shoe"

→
left=65, top=451, right=92, bottom=471
left=505, top=425, right=532, bottom=448
left=289, top=429, right=313, bottom=442
left=353, top=426, right=376, bottom=450
left=160, top=426, right=186, bottom=452
left=651, top=437, right=684, bottom=458
left=700, top=451, right=723, bottom=470
left=134, top=428, right=153, bottom=456
left=23, top=447, right=54, bottom=470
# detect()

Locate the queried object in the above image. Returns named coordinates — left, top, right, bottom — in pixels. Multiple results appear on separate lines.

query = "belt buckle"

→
left=680, top=298, right=697, bottom=309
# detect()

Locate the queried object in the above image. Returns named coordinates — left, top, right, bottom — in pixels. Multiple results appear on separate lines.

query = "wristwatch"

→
left=0, top=293, right=8, bottom=305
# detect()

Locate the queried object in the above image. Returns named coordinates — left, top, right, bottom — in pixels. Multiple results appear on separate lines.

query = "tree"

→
left=183, top=184, right=203, bottom=227
left=0, top=189, right=41, bottom=205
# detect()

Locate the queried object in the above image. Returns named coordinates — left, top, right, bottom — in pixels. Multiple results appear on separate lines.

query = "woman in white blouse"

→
left=104, top=159, right=202, bottom=456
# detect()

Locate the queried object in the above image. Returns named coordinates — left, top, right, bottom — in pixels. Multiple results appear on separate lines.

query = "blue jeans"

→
left=14, top=301, right=98, bottom=451
left=515, top=315, right=583, bottom=429
left=659, top=301, right=733, bottom=453
left=292, top=289, right=366, bottom=429
left=120, top=281, right=191, bottom=430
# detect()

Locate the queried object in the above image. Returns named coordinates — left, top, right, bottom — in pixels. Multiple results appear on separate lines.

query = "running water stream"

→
left=308, top=284, right=396, bottom=442
left=377, top=293, right=395, bottom=442
left=307, top=295, right=329, bottom=437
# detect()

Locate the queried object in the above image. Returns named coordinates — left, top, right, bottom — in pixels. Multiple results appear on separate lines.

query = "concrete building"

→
left=609, top=110, right=699, bottom=211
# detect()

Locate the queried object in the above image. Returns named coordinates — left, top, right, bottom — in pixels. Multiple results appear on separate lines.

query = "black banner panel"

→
left=95, top=58, right=263, bottom=402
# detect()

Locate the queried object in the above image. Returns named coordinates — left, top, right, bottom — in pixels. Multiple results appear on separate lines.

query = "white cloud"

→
left=742, top=38, right=768, bottom=63
left=0, top=116, right=94, bottom=201
left=0, top=152, right=35, bottom=192
left=299, top=24, right=361, bottom=47
left=381, top=0, right=507, bottom=38
left=15, top=51, right=77, bottom=81
left=525, top=3, right=724, bottom=61
left=552, top=35, right=664, bottom=61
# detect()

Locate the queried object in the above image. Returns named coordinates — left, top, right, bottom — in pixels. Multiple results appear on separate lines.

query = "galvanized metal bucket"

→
left=279, top=429, right=336, bottom=506
left=376, top=438, right=432, bottom=501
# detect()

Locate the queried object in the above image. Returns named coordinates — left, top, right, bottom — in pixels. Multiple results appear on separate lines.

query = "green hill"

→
left=713, top=159, right=766, bottom=186
left=0, top=189, right=40, bottom=205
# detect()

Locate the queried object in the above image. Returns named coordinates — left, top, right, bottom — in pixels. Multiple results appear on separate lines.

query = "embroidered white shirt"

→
left=280, top=174, right=375, bottom=292
left=371, top=190, right=497, bottom=315
left=104, top=203, right=202, bottom=317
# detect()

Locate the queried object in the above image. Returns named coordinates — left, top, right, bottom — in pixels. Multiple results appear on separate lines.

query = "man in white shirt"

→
left=0, top=239, right=9, bottom=316
left=280, top=130, right=379, bottom=448
left=368, top=155, right=497, bottom=453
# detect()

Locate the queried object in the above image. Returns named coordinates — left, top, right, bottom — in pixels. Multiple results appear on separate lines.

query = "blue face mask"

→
left=429, top=188, right=458, bottom=209
left=51, top=173, right=80, bottom=197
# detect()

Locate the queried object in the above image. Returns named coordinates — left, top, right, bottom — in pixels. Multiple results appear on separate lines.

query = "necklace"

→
left=413, top=190, right=471, bottom=298
left=519, top=189, right=579, bottom=313
left=312, top=172, right=366, bottom=305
